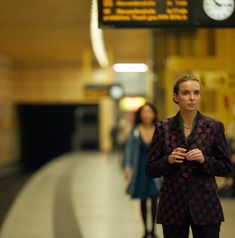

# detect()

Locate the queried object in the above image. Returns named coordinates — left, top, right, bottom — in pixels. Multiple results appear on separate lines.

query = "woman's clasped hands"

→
left=168, top=147, right=205, bottom=164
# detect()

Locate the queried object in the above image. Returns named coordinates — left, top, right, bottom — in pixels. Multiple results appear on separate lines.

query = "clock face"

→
left=203, top=0, right=235, bottom=21
left=109, top=85, right=124, bottom=99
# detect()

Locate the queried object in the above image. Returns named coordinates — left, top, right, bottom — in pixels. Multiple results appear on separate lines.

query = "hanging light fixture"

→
left=90, top=0, right=109, bottom=68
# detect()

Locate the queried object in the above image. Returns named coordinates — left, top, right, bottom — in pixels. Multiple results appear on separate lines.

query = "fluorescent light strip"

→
left=113, top=63, right=148, bottom=72
left=90, top=0, right=109, bottom=68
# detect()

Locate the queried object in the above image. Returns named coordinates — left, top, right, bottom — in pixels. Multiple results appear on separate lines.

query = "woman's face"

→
left=173, top=80, right=201, bottom=112
left=140, top=105, right=155, bottom=125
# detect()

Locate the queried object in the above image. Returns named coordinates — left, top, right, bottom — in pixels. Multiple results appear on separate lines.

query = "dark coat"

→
left=146, top=112, right=231, bottom=226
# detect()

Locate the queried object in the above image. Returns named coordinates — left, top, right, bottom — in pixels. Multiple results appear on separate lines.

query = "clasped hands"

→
left=168, top=147, right=205, bottom=164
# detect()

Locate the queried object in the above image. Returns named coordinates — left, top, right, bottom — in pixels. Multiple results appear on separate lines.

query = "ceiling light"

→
left=90, top=0, right=109, bottom=68
left=113, top=63, right=149, bottom=72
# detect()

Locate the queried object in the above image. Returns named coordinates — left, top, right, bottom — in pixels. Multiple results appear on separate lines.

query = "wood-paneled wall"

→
left=11, top=65, right=84, bottom=103
left=0, top=57, right=18, bottom=166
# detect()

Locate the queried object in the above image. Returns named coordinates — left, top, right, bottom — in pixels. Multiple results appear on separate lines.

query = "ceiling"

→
left=0, top=0, right=151, bottom=66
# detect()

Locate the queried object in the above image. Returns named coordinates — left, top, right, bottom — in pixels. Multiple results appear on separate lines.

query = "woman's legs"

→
left=140, top=197, right=158, bottom=237
left=162, top=223, right=190, bottom=238
left=162, top=209, right=221, bottom=238
left=191, top=222, right=221, bottom=238
left=162, top=209, right=190, bottom=238
left=140, top=199, right=148, bottom=237
left=150, top=197, right=157, bottom=237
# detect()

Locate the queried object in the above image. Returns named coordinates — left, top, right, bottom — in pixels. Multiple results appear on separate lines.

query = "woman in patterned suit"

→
left=146, top=74, right=231, bottom=238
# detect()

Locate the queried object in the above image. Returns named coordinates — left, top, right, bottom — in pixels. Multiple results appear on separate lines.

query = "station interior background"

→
left=0, top=1, right=235, bottom=237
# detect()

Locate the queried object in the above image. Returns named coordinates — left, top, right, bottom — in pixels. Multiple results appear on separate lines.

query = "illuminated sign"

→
left=119, top=97, right=147, bottom=111
left=84, top=84, right=110, bottom=98
left=98, top=0, right=235, bottom=28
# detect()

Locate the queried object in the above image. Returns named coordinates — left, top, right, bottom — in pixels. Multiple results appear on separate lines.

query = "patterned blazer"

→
left=146, top=112, right=231, bottom=226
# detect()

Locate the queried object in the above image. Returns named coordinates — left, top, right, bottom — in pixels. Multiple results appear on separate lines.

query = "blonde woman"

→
left=146, top=74, right=231, bottom=238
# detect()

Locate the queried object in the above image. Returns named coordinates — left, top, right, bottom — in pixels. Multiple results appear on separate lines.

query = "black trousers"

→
left=162, top=210, right=221, bottom=238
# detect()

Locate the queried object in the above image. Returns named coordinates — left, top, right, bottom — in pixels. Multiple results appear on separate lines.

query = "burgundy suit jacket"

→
left=146, top=112, right=231, bottom=225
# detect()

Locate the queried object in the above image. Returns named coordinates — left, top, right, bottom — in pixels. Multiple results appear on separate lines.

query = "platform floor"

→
left=0, top=152, right=234, bottom=238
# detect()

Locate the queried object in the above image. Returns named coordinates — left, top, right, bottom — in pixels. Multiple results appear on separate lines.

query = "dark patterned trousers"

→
left=162, top=210, right=221, bottom=238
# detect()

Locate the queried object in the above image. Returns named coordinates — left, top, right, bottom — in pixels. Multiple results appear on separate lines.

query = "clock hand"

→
left=212, top=0, right=222, bottom=6
left=212, top=0, right=232, bottom=7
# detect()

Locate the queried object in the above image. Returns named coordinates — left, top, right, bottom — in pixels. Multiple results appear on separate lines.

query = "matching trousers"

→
left=162, top=209, right=221, bottom=238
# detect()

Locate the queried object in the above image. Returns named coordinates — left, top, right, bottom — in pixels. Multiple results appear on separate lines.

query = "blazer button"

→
left=182, top=172, right=189, bottom=178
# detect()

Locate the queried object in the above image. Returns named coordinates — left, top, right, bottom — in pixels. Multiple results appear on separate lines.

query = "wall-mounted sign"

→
left=98, top=0, right=235, bottom=28
left=84, top=84, right=110, bottom=98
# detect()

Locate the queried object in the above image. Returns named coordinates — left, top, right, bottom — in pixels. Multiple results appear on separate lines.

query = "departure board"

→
left=98, top=0, right=235, bottom=28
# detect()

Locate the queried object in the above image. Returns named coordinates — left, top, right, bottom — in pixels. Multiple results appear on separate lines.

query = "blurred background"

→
left=0, top=0, right=235, bottom=237
left=0, top=0, right=234, bottom=170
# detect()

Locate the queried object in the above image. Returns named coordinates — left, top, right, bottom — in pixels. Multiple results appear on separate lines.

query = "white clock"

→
left=109, top=85, right=124, bottom=100
left=203, top=0, right=235, bottom=21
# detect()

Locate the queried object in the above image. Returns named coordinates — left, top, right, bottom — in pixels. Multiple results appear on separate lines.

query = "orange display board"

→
left=98, top=0, right=235, bottom=28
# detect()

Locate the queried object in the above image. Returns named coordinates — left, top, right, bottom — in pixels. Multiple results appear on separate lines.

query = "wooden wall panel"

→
left=0, top=57, right=18, bottom=166
left=10, top=66, right=84, bottom=103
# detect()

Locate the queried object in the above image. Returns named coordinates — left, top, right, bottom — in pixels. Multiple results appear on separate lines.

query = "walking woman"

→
left=124, top=102, right=160, bottom=238
left=146, top=74, right=231, bottom=238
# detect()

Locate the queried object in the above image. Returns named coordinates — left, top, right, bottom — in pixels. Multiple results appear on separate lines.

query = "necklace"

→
left=184, top=125, right=192, bottom=129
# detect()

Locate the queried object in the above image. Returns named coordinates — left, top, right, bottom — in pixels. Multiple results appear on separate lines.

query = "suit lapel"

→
left=187, top=112, right=208, bottom=146
left=169, top=113, right=187, bottom=147
left=169, top=112, right=208, bottom=147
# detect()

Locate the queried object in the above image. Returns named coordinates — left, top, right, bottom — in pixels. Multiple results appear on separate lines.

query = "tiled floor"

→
left=0, top=168, right=31, bottom=229
left=0, top=152, right=234, bottom=238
